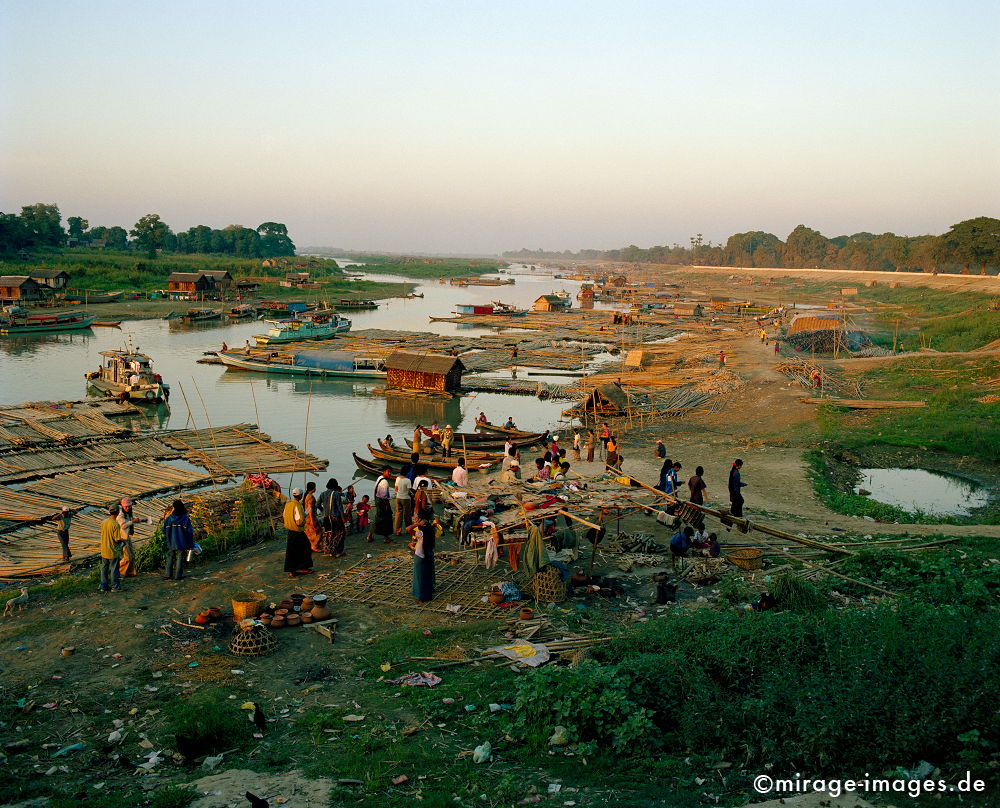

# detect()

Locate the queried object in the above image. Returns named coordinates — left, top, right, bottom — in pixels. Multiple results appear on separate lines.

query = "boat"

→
left=368, top=444, right=499, bottom=471
left=226, top=303, right=259, bottom=320
left=475, top=421, right=539, bottom=437
left=64, top=290, right=124, bottom=304
left=456, top=304, right=495, bottom=316
left=381, top=438, right=499, bottom=463
left=352, top=452, right=447, bottom=481
left=181, top=307, right=223, bottom=323
left=338, top=298, right=379, bottom=310
left=411, top=427, right=546, bottom=448
left=448, top=277, right=515, bottom=287
left=491, top=301, right=528, bottom=316
left=0, top=308, right=97, bottom=335
left=260, top=299, right=310, bottom=314
left=85, top=341, right=170, bottom=403
left=252, top=311, right=351, bottom=344
left=216, top=350, right=386, bottom=378
left=404, top=292, right=424, bottom=299
left=91, top=320, right=123, bottom=328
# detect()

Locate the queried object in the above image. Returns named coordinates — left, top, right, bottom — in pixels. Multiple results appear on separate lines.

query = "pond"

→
left=854, top=468, right=991, bottom=516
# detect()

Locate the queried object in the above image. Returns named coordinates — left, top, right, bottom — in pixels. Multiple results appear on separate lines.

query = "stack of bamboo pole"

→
left=19, top=460, right=215, bottom=507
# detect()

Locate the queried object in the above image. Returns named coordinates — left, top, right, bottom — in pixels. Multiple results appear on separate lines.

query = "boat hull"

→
left=1, top=314, right=96, bottom=335
left=254, top=322, right=351, bottom=344
left=216, top=351, right=386, bottom=378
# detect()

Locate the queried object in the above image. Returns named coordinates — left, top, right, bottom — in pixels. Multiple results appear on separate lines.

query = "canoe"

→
left=352, top=452, right=447, bottom=482
left=215, top=351, right=386, bottom=378
left=368, top=444, right=499, bottom=471
left=381, top=438, right=499, bottom=462
left=415, top=426, right=546, bottom=445
left=91, top=320, right=123, bottom=328
left=1, top=313, right=96, bottom=335
left=474, top=422, right=538, bottom=437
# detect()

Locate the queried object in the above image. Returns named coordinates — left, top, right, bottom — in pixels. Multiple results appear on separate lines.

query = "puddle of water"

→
left=855, top=468, right=990, bottom=516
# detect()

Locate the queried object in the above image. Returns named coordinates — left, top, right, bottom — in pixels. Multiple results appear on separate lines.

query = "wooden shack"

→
left=671, top=302, right=704, bottom=317
left=167, top=272, right=215, bottom=298
left=574, top=383, right=631, bottom=417
left=841, top=287, right=858, bottom=296
left=282, top=272, right=311, bottom=288
left=201, top=270, right=233, bottom=297
left=385, top=351, right=465, bottom=394
left=29, top=269, right=70, bottom=290
left=533, top=294, right=570, bottom=312
left=0, top=275, right=43, bottom=303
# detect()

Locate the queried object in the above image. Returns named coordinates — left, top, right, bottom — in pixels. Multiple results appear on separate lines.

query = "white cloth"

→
left=412, top=528, right=425, bottom=558
left=484, top=531, right=499, bottom=569
left=413, top=475, right=432, bottom=491
left=452, top=466, right=468, bottom=487
left=394, top=475, right=411, bottom=501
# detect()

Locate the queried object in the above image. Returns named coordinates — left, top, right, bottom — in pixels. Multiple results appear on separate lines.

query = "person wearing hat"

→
left=99, top=505, right=124, bottom=592
left=52, top=505, right=73, bottom=563
left=283, top=488, right=312, bottom=577
left=116, top=497, right=138, bottom=577
left=441, top=425, right=454, bottom=458
left=654, top=439, right=666, bottom=459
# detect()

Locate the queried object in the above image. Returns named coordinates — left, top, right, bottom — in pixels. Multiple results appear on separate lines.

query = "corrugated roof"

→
left=201, top=270, right=233, bottom=279
left=167, top=272, right=212, bottom=282
left=788, top=317, right=842, bottom=335
left=386, top=350, right=464, bottom=375
left=29, top=268, right=69, bottom=278
left=0, top=275, right=35, bottom=285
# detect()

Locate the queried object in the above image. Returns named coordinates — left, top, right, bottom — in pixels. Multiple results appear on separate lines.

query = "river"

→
left=0, top=265, right=611, bottom=491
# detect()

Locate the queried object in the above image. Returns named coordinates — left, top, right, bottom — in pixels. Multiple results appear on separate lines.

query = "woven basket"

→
left=228, top=625, right=278, bottom=657
left=725, top=548, right=763, bottom=571
left=231, top=591, right=267, bottom=621
left=532, top=566, right=567, bottom=603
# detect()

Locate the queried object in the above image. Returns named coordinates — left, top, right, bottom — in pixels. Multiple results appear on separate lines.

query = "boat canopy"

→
left=293, top=350, right=359, bottom=371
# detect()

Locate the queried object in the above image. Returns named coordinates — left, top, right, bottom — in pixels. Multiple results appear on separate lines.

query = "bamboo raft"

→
left=0, top=437, right=178, bottom=483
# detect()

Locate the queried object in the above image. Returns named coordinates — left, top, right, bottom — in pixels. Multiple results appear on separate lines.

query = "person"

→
left=718, top=350, right=726, bottom=369
left=705, top=533, right=721, bottom=558
left=412, top=465, right=432, bottom=493
left=774, top=339, right=780, bottom=355
left=116, top=498, right=138, bottom=577
left=413, top=425, right=423, bottom=455
left=606, top=435, right=619, bottom=469
left=368, top=468, right=394, bottom=543
left=691, top=527, right=710, bottom=551
left=408, top=517, right=436, bottom=602
left=430, top=423, right=441, bottom=447
left=406, top=453, right=420, bottom=484
left=810, top=368, right=823, bottom=391
left=53, top=505, right=72, bottom=563
left=550, top=436, right=560, bottom=460
left=244, top=340, right=251, bottom=355
left=504, top=416, right=517, bottom=430
left=383, top=433, right=396, bottom=449
left=657, top=456, right=673, bottom=491
left=344, top=484, right=357, bottom=533
left=99, top=505, right=124, bottom=593
left=759, top=328, right=766, bottom=344
left=412, top=479, right=435, bottom=523
left=728, top=459, right=747, bottom=518
left=356, top=495, right=371, bottom=531
left=283, top=488, right=312, bottom=577
left=501, top=446, right=517, bottom=472
left=511, top=345, right=519, bottom=362
left=654, top=439, right=666, bottom=459
left=532, top=458, right=550, bottom=481
left=452, top=457, right=468, bottom=487
left=572, top=429, right=581, bottom=461
left=554, top=462, right=570, bottom=480
left=500, top=459, right=520, bottom=483
left=220, top=341, right=228, bottom=352
left=585, top=429, right=595, bottom=462
left=303, top=481, right=323, bottom=552
left=688, top=466, right=708, bottom=505
left=393, top=467, right=412, bottom=536
left=669, top=526, right=693, bottom=570
left=163, top=499, right=194, bottom=580
left=503, top=437, right=514, bottom=458
left=475, top=412, right=487, bottom=426
left=441, top=425, right=454, bottom=458
left=318, top=478, right=345, bottom=557
left=599, top=423, right=610, bottom=458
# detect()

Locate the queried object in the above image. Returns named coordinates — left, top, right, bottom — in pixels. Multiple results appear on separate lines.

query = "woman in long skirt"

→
left=303, top=481, right=323, bottom=552
left=319, top=480, right=346, bottom=557
left=408, top=518, right=436, bottom=602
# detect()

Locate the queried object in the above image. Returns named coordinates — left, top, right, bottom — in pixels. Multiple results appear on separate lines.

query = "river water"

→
left=0, top=265, right=611, bottom=491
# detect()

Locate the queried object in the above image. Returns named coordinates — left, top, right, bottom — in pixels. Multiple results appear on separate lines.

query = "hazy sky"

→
left=2, top=0, right=998, bottom=254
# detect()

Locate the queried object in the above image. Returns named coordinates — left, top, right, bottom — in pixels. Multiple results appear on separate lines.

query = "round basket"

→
left=231, top=591, right=267, bottom=621
left=228, top=625, right=278, bottom=657
left=725, top=548, right=763, bottom=571
left=531, top=566, right=567, bottom=603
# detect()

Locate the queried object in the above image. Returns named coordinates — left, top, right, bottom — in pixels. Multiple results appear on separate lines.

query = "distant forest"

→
left=0, top=203, right=296, bottom=259
left=504, top=217, right=1000, bottom=275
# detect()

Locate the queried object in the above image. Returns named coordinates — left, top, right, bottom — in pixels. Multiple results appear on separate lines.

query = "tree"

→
left=722, top=231, right=783, bottom=268
left=783, top=225, right=833, bottom=268
left=939, top=217, right=1000, bottom=275
left=0, top=213, right=26, bottom=253
left=257, top=221, right=295, bottom=257
left=67, top=216, right=89, bottom=240
left=129, top=214, right=171, bottom=258
left=106, top=226, right=128, bottom=251
left=19, top=203, right=65, bottom=247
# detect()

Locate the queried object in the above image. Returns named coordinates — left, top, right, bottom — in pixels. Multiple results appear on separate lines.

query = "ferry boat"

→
left=338, top=298, right=379, bottom=310
left=252, top=311, right=352, bottom=344
left=216, top=349, right=385, bottom=378
left=0, top=308, right=96, bottom=335
left=85, top=341, right=170, bottom=403
left=181, top=307, right=222, bottom=323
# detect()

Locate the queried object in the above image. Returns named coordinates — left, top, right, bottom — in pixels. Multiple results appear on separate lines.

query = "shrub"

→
left=769, top=572, right=828, bottom=612
left=163, top=689, right=251, bottom=759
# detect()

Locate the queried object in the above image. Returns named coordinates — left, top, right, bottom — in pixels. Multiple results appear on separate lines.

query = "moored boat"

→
left=216, top=349, right=386, bottom=378
left=63, top=290, right=125, bottom=304
left=85, top=342, right=170, bottom=403
left=474, top=421, right=539, bottom=437
left=226, top=303, right=259, bottom=320
left=182, top=307, right=223, bottom=323
left=252, top=311, right=351, bottom=344
left=0, top=308, right=96, bottom=335
left=338, top=298, right=379, bottom=310
left=368, top=444, right=499, bottom=471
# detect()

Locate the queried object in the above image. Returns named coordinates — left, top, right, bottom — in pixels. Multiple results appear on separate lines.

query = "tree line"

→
left=504, top=217, right=1000, bottom=275
left=0, top=203, right=296, bottom=259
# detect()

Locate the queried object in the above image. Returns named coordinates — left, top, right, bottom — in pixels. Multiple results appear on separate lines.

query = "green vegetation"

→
left=149, top=786, right=198, bottom=808
left=163, top=686, right=253, bottom=758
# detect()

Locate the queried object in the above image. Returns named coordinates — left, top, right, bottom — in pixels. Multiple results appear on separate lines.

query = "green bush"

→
left=717, top=574, right=752, bottom=606
left=769, top=572, right=828, bottom=611
left=512, top=604, right=1000, bottom=771
left=164, top=688, right=251, bottom=759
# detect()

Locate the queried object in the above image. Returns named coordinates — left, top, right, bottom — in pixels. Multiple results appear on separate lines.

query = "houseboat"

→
left=225, top=303, right=259, bottom=320
left=216, top=349, right=385, bottom=378
left=455, top=303, right=494, bottom=316
left=338, top=298, right=379, bottom=310
left=85, top=344, right=170, bottom=403
left=0, top=308, right=97, bottom=335
left=181, top=307, right=223, bottom=323
left=252, top=311, right=352, bottom=344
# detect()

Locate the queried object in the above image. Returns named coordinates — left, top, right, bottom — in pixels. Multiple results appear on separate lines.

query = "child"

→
left=344, top=485, right=356, bottom=533
left=356, top=494, right=371, bottom=531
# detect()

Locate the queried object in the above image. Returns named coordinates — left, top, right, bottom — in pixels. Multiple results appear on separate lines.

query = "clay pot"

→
left=61, top=647, right=76, bottom=656
left=195, top=613, right=210, bottom=625
left=270, top=615, right=286, bottom=628
left=519, top=607, right=534, bottom=621
left=301, top=612, right=314, bottom=624
left=311, top=605, right=331, bottom=621
left=275, top=608, right=289, bottom=617
left=301, top=596, right=315, bottom=611
left=208, top=606, right=223, bottom=621
left=290, top=593, right=305, bottom=607
left=286, top=613, right=301, bottom=627
left=259, top=614, right=272, bottom=625
left=488, top=591, right=505, bottom=605
left=278, top=599, right=293, bottom=611
left=312, top=594, right=328, bottom=606
left=262, top=602, right=277, bottom=617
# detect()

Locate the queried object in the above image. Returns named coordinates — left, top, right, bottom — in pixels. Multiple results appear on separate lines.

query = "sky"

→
left=2, top=0, right=998, bottom=254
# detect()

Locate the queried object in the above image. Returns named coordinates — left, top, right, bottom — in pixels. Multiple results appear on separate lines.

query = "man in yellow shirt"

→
left=283, top=488, right=312, bottom=578
left=99, top=505, right=124, bottom=592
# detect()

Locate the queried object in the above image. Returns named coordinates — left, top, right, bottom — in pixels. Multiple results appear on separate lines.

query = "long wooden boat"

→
left=368, top=444, right=499, bottom=471
left=352, top=452, right=447, bottom=482
left=338, top=298, right=379, bottom=310
left=91, top=320, right=123, bottom=328
left=64, top=290, right=124, bottom=304
left=182, top=307, right=223, bottom=323
left=381, top=438, right=499, bottom=463
left=405, top=433, right=545, bottom=450
left=85, top=344, right=170, bottom=403
left=474, top=421, right=540, bottom=437
left=1, top=311, right=96, bottom=335
left=225, top=303, right=259, bottom=320
left=416, top=425, right=545, bottom=444
left=216, top=351, right=386, bottom=378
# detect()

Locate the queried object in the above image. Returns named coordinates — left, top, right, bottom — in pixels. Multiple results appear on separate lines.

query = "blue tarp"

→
left=293, top=350, right=356, bottom=371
